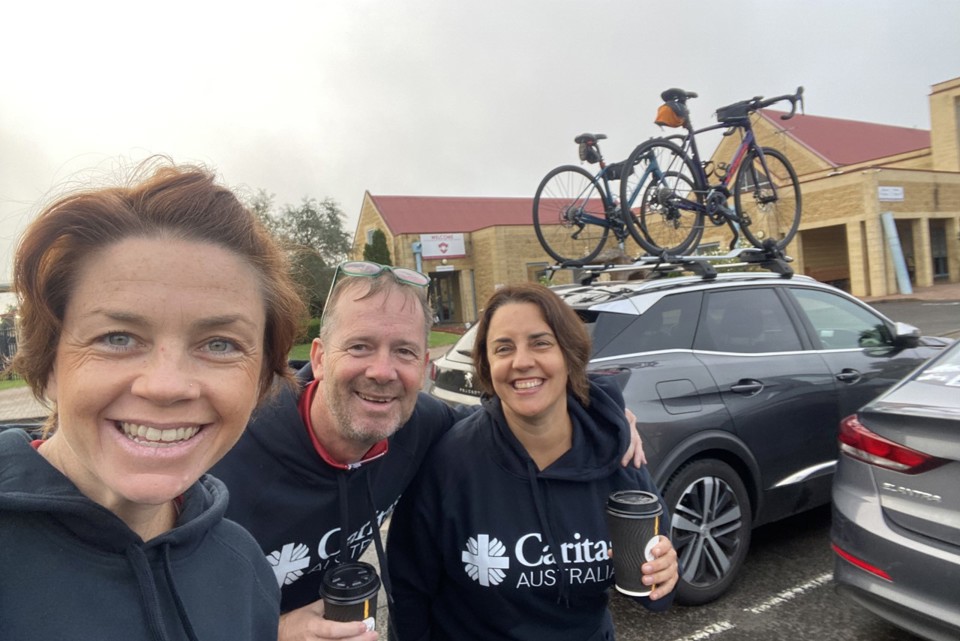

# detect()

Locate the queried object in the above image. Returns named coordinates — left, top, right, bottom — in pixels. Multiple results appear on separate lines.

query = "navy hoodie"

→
left=387, top=376, right=673, bottom=641
left=0, top=429, right=280, bottom=641
left=210, top=366, right=470, bottom=612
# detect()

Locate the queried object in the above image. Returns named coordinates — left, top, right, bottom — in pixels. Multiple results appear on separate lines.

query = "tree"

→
left=245, top=188, right=281, bottom=237
left=277, top=197, right=351, bottom=263
left=276, top=197, right=351, bottom=318
left=244, top=192, right=352, bottom=319
left=363, top=228, right=392, bottom=265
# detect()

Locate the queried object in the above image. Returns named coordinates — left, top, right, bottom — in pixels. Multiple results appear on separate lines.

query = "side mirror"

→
left=891, top=322, right=921, bottom=348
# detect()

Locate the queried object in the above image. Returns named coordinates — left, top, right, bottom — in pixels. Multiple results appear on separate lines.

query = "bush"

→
left=301, top=317, right=321, bottom=342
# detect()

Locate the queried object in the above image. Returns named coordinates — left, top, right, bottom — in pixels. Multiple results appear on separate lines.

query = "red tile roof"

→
left=370, top=195, right=533, bottom=234
left=760, top=109, right=930, bottom=167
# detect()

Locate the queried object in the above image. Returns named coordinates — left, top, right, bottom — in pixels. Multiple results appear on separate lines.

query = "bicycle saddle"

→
left=574, top=133, right=607, bottom=144
left=660, top=88, right=698, bottom=103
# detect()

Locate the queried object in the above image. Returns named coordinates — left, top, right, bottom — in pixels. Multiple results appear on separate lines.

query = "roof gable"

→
left=370, top=195, right=533, bottom=234
left=760, top=109, right=930, bottom=166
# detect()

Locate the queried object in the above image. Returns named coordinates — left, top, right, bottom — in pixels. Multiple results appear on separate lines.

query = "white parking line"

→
left=667, top=572, right=834, bottom=641
left=669, top=621, right=736, bottom=641
left=743, top=572, right=833, bottom=614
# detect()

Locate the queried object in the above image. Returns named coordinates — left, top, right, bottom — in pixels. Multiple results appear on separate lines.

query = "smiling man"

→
left=211, top=263, right=469, bottom=641
left=212, top=261, right=645, bottom=641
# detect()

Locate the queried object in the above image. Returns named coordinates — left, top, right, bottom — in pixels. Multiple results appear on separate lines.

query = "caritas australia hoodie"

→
left=0, top=429, right=279, bottom=641
left=388, top=375, right=673, bottom=641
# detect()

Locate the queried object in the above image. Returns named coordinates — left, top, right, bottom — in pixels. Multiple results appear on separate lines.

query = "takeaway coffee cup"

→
left=606, top=489, right=663, bottom=597
left=319, top=562, right=381, bottom=631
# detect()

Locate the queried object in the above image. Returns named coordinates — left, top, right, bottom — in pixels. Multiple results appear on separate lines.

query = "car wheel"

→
left=664, top=459, right=752, bottom=605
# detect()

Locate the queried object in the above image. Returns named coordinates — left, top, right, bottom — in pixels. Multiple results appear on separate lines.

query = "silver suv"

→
left=427, top=267, right=950, bottom=605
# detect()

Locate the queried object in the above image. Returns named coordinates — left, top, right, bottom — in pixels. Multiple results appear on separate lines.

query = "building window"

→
left=527, top=262, right=550, bottom=283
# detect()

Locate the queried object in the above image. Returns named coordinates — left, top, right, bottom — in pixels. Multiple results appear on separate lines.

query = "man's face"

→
left=310, top=284, right=427, bottom=458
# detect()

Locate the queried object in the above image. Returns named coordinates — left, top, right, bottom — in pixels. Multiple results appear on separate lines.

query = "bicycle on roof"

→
left=531, top=133, right=639, bottom=266
left=618, top=86, right=805, bottom=258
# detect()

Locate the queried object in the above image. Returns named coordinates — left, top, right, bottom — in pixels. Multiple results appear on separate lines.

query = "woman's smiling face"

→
left=43, top=236, right=267, bottom=513
left=486, top=301, right=569, bottom=426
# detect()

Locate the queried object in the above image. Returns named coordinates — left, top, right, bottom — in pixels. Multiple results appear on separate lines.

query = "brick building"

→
left=350, top=77, right=960, bottom=325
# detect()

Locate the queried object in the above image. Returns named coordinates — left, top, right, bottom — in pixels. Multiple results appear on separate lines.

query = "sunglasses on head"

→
left=321, top=261, right=430, bottom=322
left=337, top=261, right=430, bottom=288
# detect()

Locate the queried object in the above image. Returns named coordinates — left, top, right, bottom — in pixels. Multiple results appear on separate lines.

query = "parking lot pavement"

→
left=0, top=386, right=47, bottom=424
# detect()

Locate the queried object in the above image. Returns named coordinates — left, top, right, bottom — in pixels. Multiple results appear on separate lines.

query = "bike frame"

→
left=571, top=162, right=632, bottom=240
left=626, top=117, right=781, bottom=226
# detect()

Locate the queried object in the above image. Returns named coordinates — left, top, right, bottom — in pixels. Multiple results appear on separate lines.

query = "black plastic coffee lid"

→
left=607, top=490, right=662, bottom=516
left=320, top=562, right=381, bottom=601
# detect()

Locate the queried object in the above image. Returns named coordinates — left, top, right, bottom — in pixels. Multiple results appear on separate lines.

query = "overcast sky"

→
left=2, top=0, right=960, bottom=292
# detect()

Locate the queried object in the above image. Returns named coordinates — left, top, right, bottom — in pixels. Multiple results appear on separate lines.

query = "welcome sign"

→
left=420, top=233, right=466, bottom=259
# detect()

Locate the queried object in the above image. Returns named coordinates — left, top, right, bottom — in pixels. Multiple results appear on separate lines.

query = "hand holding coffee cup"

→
left=319, top=562, right=381, bottom=631
left=606, top=490, right=663, bottom=596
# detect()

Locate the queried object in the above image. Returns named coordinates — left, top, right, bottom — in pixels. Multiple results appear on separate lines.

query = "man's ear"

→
left=309, top=338, right=325, bottom=382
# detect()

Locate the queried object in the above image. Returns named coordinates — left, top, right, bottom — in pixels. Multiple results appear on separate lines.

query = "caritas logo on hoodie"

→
left=462, top=532, right=613, bottom=589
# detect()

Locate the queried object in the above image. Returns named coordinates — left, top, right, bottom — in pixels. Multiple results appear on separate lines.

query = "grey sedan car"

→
left=832, top=337, right=960, bottom=641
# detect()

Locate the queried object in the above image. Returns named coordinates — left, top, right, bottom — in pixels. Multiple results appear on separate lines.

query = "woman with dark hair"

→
left=388, top=282, right=678, bottom=640
left=0, top=160, right=305, bottom=640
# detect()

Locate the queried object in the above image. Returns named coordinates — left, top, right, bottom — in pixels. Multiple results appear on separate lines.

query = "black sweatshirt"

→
left=387, top=376, right=673, bottom=641
left=211, top=366, right=470, bottom=612
left=0, top=429, right=279, bottom=641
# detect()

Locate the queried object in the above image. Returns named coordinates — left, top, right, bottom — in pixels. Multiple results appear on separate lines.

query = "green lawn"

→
left=0, top=378, right=26, bottom=391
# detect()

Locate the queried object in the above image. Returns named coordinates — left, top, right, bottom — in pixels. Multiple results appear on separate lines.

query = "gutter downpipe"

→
left=880, top=211, right=913, bottom=295
left=412, top=241, right=423, bottom=274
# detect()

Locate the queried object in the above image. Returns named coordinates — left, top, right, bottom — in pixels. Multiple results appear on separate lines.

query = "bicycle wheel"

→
left=735, top=147, right=801, bottom=250
left=533, top=165, right=610, bottom=265
left=620, top=140, right=704, bottom=256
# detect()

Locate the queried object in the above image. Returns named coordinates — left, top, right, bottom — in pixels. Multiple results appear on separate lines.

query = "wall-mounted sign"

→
left=878, top=186, right=904, bottom=202
left=435, top=265, right=455, bottom=273
left=420, top=233, right=466, bottom=259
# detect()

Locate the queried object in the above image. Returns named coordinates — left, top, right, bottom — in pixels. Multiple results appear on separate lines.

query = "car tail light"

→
left=831, top=543, right=892, bottom=581
left=838, top=414, right=944, bottom=474
left=429, top=361, right=437, bottom=382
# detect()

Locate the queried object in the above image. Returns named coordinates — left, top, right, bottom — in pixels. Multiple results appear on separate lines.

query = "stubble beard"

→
left=326, top=380, right=409, bottom=447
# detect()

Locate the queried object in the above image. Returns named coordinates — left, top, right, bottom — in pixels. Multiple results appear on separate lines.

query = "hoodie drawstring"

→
left=336, top=473, right=351, bottom=565
left=525, top=460, right=571, bottom=607
left=125, top=544, right=173, bottom=641
left=364, top=473, right=393, bottom=607
left=162, top=543, right=201, bottom=641
left=335, top=470, right=395, bottom=631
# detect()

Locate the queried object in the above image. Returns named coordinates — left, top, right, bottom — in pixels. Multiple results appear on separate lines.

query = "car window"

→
left=591, top=291, right=702, bottom=358
left=790, top=287, right=892, bottom=349
left=695, top=288, right=803, bottom=354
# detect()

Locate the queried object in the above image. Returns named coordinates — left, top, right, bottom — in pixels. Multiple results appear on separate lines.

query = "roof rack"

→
left=546, top=246, right=794, bottom=286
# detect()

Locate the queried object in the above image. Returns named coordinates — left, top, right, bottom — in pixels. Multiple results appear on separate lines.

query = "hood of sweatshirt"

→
left=0, top=429, right=229, bottom=550
left=0, top=428, right=253, bottom=641
left=482, top=373, right=630, bottom=483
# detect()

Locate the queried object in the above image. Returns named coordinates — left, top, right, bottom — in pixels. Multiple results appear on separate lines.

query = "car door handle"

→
left=730, top=379, right=764, bottom=395
left=835, top=368, right=862, bottom=384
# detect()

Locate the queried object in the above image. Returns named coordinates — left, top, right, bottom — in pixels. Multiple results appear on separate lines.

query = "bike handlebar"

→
left=757, top=86, right=804, bottom=120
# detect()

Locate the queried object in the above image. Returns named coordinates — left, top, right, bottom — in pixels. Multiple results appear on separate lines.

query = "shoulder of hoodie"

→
left=419, top=400, right=495, bottom=470
left=207, top=517, right=281, bottom=606
left=181, top=475, right=281, bottom=606
left=389, top=392, right=476, bottom=454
